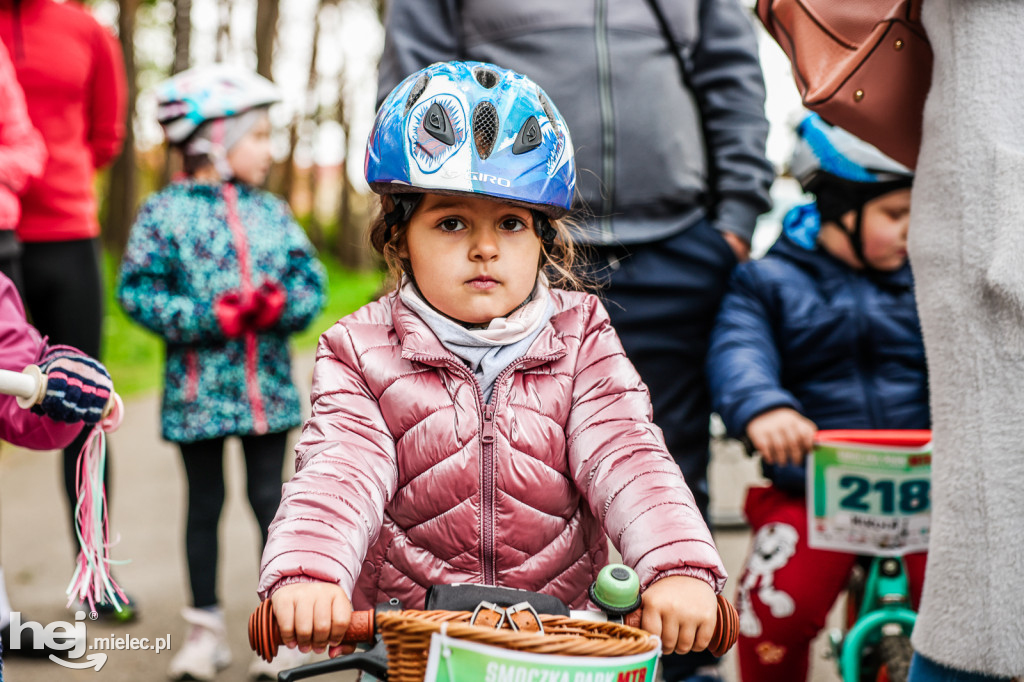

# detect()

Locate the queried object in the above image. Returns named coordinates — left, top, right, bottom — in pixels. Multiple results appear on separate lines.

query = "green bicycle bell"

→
left=589, top=563, right=642, bottom=617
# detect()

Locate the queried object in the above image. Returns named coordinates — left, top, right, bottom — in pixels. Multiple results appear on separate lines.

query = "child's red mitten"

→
left=214, top=290, right=257, bottom=338
left=251, top=280, right=287, bottom=330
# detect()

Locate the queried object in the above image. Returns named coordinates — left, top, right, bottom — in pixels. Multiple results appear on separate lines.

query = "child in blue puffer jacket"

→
left=706, top=115, right=930, bottom=682
left=116, top=66, right=326, bottom=681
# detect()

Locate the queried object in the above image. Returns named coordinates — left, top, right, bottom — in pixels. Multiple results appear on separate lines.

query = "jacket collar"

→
left=391, top=291, right=567, bottom=370
left=769, top=231, right=915, bottom=291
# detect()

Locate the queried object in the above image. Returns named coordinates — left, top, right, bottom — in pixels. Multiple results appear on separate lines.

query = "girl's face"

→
left=839, top=188, right=912, bottom=271
left=227, top=113, right=273, bottom=185
left=401, top=193, right=542, bottom=325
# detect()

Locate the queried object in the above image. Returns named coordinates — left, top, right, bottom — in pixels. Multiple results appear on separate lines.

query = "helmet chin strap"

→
left=531, top=211, right=557, bottom=248
left=849, top=206, right=868, bottom=266
left=383, top=194, right=424, bottom=243
left=847, top=208, right=910, bottom=291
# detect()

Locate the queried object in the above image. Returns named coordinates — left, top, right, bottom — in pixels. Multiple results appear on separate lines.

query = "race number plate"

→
left=423, top=631, right=658, bottom=682
left=808, top=439, right=932, bottom=555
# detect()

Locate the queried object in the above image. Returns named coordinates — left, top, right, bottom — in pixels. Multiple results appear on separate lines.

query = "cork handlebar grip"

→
left=248, top=600, right=375, bottom=663
left=621, top=593, right=739, bottom=658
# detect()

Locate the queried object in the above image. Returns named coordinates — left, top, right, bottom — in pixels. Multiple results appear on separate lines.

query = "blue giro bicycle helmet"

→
left=366, top=61, right=575, bottom=234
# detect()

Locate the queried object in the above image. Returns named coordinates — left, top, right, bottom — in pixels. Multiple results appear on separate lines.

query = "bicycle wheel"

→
left=875, top=634, right=913, bottom=682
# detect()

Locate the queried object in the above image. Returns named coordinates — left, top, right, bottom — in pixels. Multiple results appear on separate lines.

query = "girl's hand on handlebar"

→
left=640, top=576, right=718, bottom=655
left=270, top=582, right=354, bottom=657
left=746, top=408, right=817, bottom=466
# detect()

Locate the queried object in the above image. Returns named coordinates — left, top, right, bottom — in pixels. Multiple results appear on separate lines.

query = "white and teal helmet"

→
left=365, top=61, right=575, bottom=219
left=790, top=113, right=913, bottom=222
left=154, top=64, right=281, bottom=145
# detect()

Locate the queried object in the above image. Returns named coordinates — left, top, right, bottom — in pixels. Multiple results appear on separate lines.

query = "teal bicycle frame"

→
left=831, top=555, right=915, bottom=682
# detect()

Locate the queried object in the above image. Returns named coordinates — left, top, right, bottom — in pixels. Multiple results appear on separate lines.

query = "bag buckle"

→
left=470, top=601, right=506, bottom=629
left=505, top=602, right=544, bottom=634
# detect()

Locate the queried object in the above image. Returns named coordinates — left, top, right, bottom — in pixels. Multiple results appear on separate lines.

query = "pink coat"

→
left=259, top=289, right=726, bottom=609
left=0, top=272, right=80, bottom=449
left=0, top=41, right=45, bottom=231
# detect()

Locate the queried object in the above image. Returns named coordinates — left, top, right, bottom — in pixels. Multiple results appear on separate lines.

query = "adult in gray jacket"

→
left=377, top=3, right=773, bottom=680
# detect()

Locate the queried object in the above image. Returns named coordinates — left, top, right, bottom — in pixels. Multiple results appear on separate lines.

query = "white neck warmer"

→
left=399, top=274, right=554, bottom=402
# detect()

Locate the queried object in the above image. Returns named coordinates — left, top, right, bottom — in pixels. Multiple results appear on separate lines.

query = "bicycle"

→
left=247, top=564, right=741, bottom=681
left=737, top=429, right=930, bottom=682
left=809, top=429, right=931, bottom=682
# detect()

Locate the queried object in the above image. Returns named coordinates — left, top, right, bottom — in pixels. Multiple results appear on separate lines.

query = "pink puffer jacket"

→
left=259, top=289, right=726, bottom=609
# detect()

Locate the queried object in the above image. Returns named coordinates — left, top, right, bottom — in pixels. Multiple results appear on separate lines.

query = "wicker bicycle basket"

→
left=376, top=610, right=658, bottom=682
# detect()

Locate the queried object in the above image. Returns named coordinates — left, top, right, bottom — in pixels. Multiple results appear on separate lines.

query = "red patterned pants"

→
left=735, top=485, right=927, bottom=682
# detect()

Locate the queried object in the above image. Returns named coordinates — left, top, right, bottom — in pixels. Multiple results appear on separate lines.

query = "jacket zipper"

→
left=223, top=183, right=268, bottom=434
left=480, top=402, right=496, bottom=584
left=595, top=0, right=615, bottom=242
left=852, top=279, right=881, bottom=427
left=412, top=352, right=560, bottom=585
left=185, top=349, right=199, bottom=403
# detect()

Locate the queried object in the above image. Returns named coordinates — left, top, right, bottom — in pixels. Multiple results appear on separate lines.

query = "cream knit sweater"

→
left=907, top=0, right=1024, bottom=675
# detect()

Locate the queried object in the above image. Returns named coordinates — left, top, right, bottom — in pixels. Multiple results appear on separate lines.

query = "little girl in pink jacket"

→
left=258, top=61, right=727, bottom=659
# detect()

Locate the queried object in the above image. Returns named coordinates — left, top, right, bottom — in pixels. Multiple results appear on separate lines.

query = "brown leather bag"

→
left=756, top=0, right=932, bottom=169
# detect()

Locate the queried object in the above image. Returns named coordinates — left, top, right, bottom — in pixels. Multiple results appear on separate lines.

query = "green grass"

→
left=102, top=252, right=384, bottom=397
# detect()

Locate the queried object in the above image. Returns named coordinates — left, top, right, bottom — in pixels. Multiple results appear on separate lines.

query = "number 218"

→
left=838, top=476, right=930, bottom=514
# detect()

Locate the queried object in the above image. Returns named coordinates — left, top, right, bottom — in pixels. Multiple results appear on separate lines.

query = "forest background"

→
left=77, top=0, right=802, bottom=396
left=86, top=0, right=389, bottom=395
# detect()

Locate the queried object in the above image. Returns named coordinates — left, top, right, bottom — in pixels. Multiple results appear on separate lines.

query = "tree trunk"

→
left=334, top=67, right=364, bottom=269
left=336, top=160, right=358, bottom=267
left=302, top=0, right=325, bottom=248
left=102, top=0, right=139, bottom=255
left=255, top=0, right=280, bottom=81
left=172, top=0, right=191, bottom=74
left=215, top=0, right=232, bottom=62
left=161, top=0, right=191, bottom=187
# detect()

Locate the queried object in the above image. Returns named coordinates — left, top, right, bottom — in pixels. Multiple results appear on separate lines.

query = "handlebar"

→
left=248, top=592, right=740, bottom=663
left=0, top=366, right=123, bottom=431
left=739, top=429, right=933, bottom=458
left=815, top=429, right=932, bottom=448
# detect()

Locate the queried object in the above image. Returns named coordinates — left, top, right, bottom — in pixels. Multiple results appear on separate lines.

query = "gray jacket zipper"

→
left=595, top=0, right=615, bottom=242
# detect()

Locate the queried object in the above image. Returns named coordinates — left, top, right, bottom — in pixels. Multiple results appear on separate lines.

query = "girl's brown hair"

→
left=369, top=194, right=592, bottom=292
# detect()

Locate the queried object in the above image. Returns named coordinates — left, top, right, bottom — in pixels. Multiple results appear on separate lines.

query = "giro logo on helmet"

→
left=468, top=172, right=511, bottom=187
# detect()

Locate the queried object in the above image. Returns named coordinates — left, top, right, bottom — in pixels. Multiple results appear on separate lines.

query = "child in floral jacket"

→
left=116, top=65, right=326, bottom=680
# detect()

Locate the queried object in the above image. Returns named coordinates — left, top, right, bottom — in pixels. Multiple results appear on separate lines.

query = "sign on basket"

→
left=423, top=629, right=659, bottom=682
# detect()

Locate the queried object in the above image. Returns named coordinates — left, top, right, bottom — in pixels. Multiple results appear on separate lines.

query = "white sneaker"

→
left=248, top=646, right=311, bottom=679
left=167, top=607, right=232, bottom=681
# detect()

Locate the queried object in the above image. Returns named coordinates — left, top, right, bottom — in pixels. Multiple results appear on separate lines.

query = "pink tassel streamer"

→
left=65, top=425, right=127, bottom=613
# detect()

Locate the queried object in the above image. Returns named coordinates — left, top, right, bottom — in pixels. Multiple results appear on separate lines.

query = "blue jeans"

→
left=583, top=218, right=738, bottom=681
left=583, top=218, right=737, bottom=522
left=909, top=654, right=1015, bottom=682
